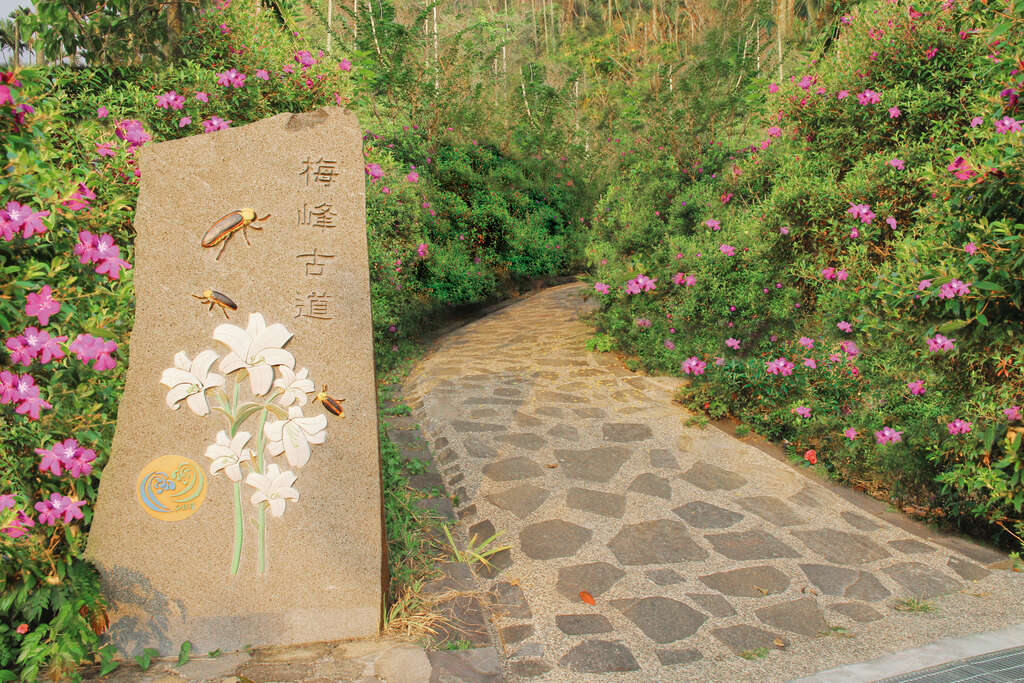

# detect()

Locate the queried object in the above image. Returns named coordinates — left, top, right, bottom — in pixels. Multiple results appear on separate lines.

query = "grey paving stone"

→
left=474, top=547, right=513, bottom=579
left=686, top=592, right=736, bottom=617
left=464, top=441, right=501, bottom=459
left=610, top=389, right=646, bottom=402
left=537, top=390, right=586, bottom=403
left=418, top=496, right=456, bottom=521
left=609, top=520, right=709, bottom=565
left=555, top=614, right=614, bottom=635
left=655, top=648, right=703, bottom=666
left=948, top=556, right=991, bottom=581
left=500, top=624, right=534, bottom=645
left=789, top=486, right=827, bottom=508
left=555, top=562, right=626, bottom=601
left=451, top=420, right=507, bottom=432
left=830, top=602, right=884, bottom=622
left=482, top=457, right=544, bottom=482
left=680, top=462, right=747, bottom=490
left=882, top=562, right=963, bottom=599
left=645, top=569, right=683, bottom=585
left=799, top=564, right=892, bottom=601
left=566, top=487, right=626, bottom=518
left=603, top=423, right=654, bottom=442
left=705, top=529, right=800, bottom=560
left=520, top=520, right=592, bottom=560
left=410, top=471, right=445, bottom=491
left=737, top=496, right=803, bottom=526
left=511, top=642, right=544, bottom=658
left=463, top=397, right=522, bottom=406
left=485, top=484, right=550, bottom=519
left=458, top=504, right=477, bottom=520
left=699, top=565, right=791, bottom=597
left=431, top=596, right=491, bottom=647
left=841, top=511, right=882, bottom=530
left=712, top=625, right=789, bottom=656
left=494, top=387, right=523, bottom=397
left=558, top=640, right=640, bottom=673
left=673, top=501, right=744, bottom=529
left=388, top=428, right=422, bottom=446
left=572, top=406, right=606, bottom=418
left=755, top=597, right=829, bottom=636
left=611, top=597, right=708, bottom=643
left=469, top=408, right=500, bottom=418
left=649, top=449, right=679, bottom=469
left=627, top=473, right=672, bottom=499
left=547, top=424, right=579, bottom=440
left=469, top=519, right=496, bottom=543
left=513, top=412, right=545, bottom=426
left=507, top=659, right=551, bottom=678
left=554, top=446, right=630, bottom=482
left=494, top=433, right=548, bottom=450
left=490, top=581, right=532, bottom=619
left=888, top=539, right=936, bottom=554
left=535, top=406, right=565, bottom=418
left=426, top=647, right=501, bottom=683
left=792, top=529, right=891, bottom=564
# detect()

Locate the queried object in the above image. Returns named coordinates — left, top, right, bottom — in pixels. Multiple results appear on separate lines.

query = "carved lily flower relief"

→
left=214, top=313, right=295, bottom=395
left=264, top=405, right=327, bottom=468
left=160, top=349, right=225, bottom=416
left=204, top=430, right=255, bottom=482
left=273, top=366, right=315, bottom=407
left=246, top=464, right=299, bottom=517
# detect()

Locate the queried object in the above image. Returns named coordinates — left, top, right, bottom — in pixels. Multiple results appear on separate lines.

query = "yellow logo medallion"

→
left=136, top=455, right=207, bottom=521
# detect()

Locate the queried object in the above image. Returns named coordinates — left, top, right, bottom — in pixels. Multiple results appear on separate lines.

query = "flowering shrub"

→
left=587, top=0, right=1024, bottom=549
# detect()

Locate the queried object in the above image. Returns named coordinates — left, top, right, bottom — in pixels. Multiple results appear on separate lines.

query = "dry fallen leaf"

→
left=772, top=638, right=786, bottom=648
left=545, top=463, right=558, bottom=468
left=579, top=591, right=596, bottom=605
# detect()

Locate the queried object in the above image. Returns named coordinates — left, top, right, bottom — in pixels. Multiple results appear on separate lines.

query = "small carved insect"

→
left=313, top=385, right=346, bottom=417
left=201, top=209, right=271, bottom=260
left=192, top=289, right=238, bottom=318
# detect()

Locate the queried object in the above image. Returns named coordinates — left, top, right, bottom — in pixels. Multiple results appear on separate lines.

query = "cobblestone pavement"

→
left=403, top=281, right=1024, bottom=683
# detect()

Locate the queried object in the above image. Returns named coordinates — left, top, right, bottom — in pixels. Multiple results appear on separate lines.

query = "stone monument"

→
left=86, top=108, right=384, bottom=656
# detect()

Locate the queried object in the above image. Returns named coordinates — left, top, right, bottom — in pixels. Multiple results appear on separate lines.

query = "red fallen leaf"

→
left=804, top=449, right=817, bottom=465
left=579, top=591, right=595, bottom=605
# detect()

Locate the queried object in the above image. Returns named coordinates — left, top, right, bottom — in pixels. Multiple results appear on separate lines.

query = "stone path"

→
left=403, top=282, right=1024, bottom=682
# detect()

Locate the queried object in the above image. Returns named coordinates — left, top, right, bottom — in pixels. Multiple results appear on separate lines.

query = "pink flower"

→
left=2, top=201, right=50, bottom=240
left=201, top=116, right=232, bottom=133
left=219, top=23, right=230, bottom=34
left=1, top=510, right=34, bottom=538
left=917, top=279, right=932, bottom=291
left=61, top=183, right=96, bottom=211
left=963, top=242, right=977, bottom=255
left=684, top=274, right=696, bottom=287
left=626, top=275, right=657, bottom=294
left=34, top=493, right=86, bottom=525
left=925, top=47, right=937, bottom=59
left=216, top=69, right=247, bottom=88
left=664, top=339, right=675, bottom=350
left=803, top=358, right=817, bottom=369
left=821, top=267, right=836, bottom=280
left=938, top=279, right=971, bottom=299
left=294, top=50, right=316, bottom=67
left=768, top=126, right=782, bottom=138
left=672, top=272, right=685, bottom=285
left=847, top=203, right=875, bottom=224
left=178, top=116, right=192, bottom=128
left=907, top=380, right=925, bottom=395
left=856, top=89, right=881, bottom=105
left=1004, top=406, right=1021, bottom=421
left=25, top=285, right=60, bottom=326
left=365, top=163, right=383, bottom=179
left=970, top=116, right=983, bottom=128
left=12, top=374, right=51, bottom=419
left=95, top=142, right=115, bottom=157
left=837, top=321, right=853, bottom=333
left=769, top=82, right=779, bottom=93
left=114, top=119, right=151, bottom=149
left=255, top=69, right=270, bottom=80
left=994, top=116, right=1021, bottom=134
left=837, top=90, right=850, bottom=99
left=705, top=218, right=721, bottom=231
left=681, top=357, right=706, bottom=375
left=195, top=91, right=209, bottom=102
left=927, top=334, right=955, bottom=352
left=779, top=226, right=790, bottom=235
left=947, top=156, right=975, bottom=180
left=69, top=334, right=118, bottom=370
left=887, top=158, right=905, bottom=170
left=635, top=318, right=652, bottom=328
left=725, top=338, right=740, bottom=350
left=417, top=243, right=429, bottom=258
left=405, top=170, right=419, bottom=183
left=844, top=428, right=858, bottom=440
left=946, top=419, right=972, bottom=435
left=799, top=336, right=815, bottom=349
left=719, top=244, right=735, bottom=256
left=836, top=269, right=849, bottom=281
left=840, top=340, right=860, bottom=357
left=875, top=426, right=903, bottom=444
left=97, top=106, right=109, bottom=118
left=720, top=192, right=733, bottom=204
left=885, top=216, right=897, bottom=231
left=155, top=91, right=185, bottom=110
left=594, top=282, right=610, bottom=294
left=888, top=106, right=901, bottom=118
left=793, top=406, right=811, bottom=418
left=766, top=358, right=795, bottom=376
left=339, top=59, right=352, bottom=71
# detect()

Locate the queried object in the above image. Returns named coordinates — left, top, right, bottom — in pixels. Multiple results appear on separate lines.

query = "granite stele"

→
left=86, top=108, right=384, bottom=656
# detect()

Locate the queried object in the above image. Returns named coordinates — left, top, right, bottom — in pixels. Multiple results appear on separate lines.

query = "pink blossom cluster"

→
left=938, top=279, right=971, bottom=299
left=75, top=231, right=132, bottom=280
left=626, top=275, right=657, bottom=294
left=216, top=69, right=247, bottom=88
left=856, top=89, right=882, bottom=105
left=766, top=358, right=795, bottom=375
left=821, top=267, right=849, bottom=281
left=875, top=427, right=904, bottom=444
left=6, top=327, right=66, bottom=366
left=1, top=201, right=50, bottom=241
left=594, top=282, right=610, bottom=294
left=114, top=119, right=151, bottom=149
left=672, top=272, right=696, bottom=286
left=681, top=357, right=706, bottom=375
left=202, top=116, right=231, bottom=133
left=0, top=495, right=35, bottom=538
left=927, top=334, right=955, bottom=352
left=417, top=243, right=429, bottom=258
left=0, top=371, right=51, bottom=420
left=635, top=317, right=652, bottom=328
left=155, top=91, right=186, bottom=110
left=25, top=285, right=61, bottom=325
left=705, top=218, right=721, bottom=230
left=35, top=493, right=87, bottom=526
left=61, top=183, right=97, bottom=211
left=907, top=379, right=925, bottom=395
left=69, top=334, right=118, bottom=371
left=36, top=438, right=97, bottom=478
left=294, top=50, right=316, bottom=68
left=946, top=419, right=972, bottom=435
left=847, top=203, right=875, bottom=224
left=947, top=156, right=975, bottom=180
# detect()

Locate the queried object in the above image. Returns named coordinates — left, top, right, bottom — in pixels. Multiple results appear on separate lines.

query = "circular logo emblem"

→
left=136, top=455, right=207, bottom=521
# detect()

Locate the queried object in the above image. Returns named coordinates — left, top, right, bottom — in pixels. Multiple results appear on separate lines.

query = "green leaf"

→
left=99, top=644, right=120, bottom=676
left=207, top=649, right=222, bottom=658
left=177, top=640, right=192, bottom=667
left=937, top=319, right=970, bottom=334
left=971, top=281, right=1004, bottom=292
left=0, top=670, right=17, bottom=681
left=135, top=648, right=159, bottom=671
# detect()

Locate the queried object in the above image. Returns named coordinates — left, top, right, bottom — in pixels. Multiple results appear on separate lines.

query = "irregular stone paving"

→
left=404, top=282, right=1024, bottom=682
